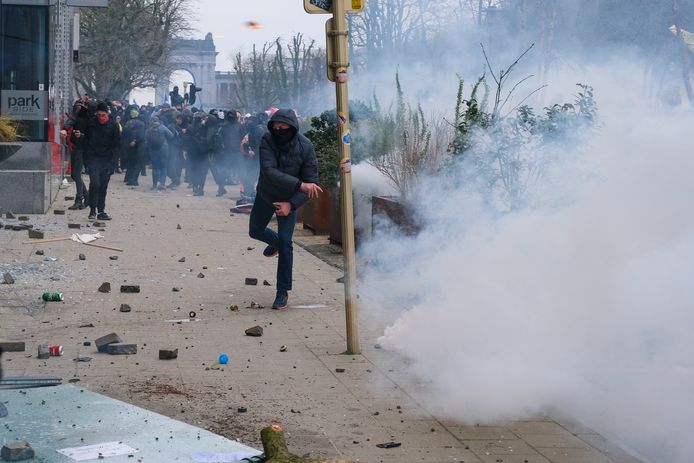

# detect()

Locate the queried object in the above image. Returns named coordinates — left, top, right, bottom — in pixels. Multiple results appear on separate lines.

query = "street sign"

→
left=304, top=0, right=364, bottom=14
left=1, top=90, right=48, bottom=121
left=325, top=19, right=336, bottom=82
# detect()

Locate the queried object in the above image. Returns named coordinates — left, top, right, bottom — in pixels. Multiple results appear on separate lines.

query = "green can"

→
left=42, top=292, right=63, bottom=302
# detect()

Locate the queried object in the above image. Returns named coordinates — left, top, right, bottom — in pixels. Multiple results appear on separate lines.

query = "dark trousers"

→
left=124, top=146, right=144, bottom=185
left=211, top=152, right=231, bottom=192
left=190, top=153, right=209, bottom=193
left=87, top=160, right=112, bottom=213
left=70, top=148, right=87, bottom=202
left=167, top=146, right=184, bottom=185
left=248, top=196, right=297, bottom=292
left=241, top=155, right=259, bottom=199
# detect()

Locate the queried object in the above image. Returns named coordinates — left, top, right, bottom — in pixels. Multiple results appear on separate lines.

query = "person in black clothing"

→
left=167, top=113, right=186, bottom=188
left=188, top=111, right=212, bottom=196
left=169, top=86, right=185, bottom=108
left=84, top=101, right=121, bottom=220
left=122, top=108, right=146, bottom=186
left=248, top=109, right=323, bottom=310
left=61, top=100, right=90, bottom=210
left=240, top=112, right=268, bottom=204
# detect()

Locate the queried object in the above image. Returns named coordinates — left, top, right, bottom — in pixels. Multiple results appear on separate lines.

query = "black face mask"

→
left=271, top=127, right=294, bottom=145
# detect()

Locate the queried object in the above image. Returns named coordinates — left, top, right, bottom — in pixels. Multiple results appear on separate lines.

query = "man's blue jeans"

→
left=248, top=196, right=297, bottom=292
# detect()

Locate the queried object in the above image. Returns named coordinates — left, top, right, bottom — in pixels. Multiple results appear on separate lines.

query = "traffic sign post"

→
left=307, top=0, right=363, bottom=354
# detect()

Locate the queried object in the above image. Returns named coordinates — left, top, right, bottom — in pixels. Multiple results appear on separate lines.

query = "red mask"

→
left=97, top=113, right=109, bottom=125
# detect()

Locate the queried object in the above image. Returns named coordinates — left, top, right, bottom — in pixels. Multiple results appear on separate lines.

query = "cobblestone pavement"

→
left=0, top=173, right=643, bottom=463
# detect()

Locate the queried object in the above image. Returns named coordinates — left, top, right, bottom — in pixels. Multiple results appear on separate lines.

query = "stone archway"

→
left=154, top=33, right=218, bottom=108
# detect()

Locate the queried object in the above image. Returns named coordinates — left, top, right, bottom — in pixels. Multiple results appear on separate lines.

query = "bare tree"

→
left=76, top=0, right=192, bottom=100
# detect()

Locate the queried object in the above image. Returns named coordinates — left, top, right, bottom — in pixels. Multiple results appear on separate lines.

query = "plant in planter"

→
left=0, top=116, right=21, bottom=142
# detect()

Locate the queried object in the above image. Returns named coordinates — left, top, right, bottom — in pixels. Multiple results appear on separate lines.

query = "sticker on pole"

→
left=341, top=131, right=351, bottom=145
left=337, top=112, right=346, bottom=127
left=336, top=68, right=349, bottom=83
left=340, top=159, right=352, bottom=173
left=304, top=0, right=332, bottom=14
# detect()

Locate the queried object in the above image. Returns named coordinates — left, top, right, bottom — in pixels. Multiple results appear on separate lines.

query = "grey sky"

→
left=193, top=0, right=328, bottom=70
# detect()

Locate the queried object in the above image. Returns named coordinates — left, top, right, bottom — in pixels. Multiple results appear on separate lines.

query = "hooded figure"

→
left=62, top=99, right=90, bottom=209
left=122, top=107, right=146, bottom=186
left=248, top=108, right=322, bottom=310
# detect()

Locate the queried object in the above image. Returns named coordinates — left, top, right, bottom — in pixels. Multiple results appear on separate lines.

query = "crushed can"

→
left=42, top=292, right=63, bottom=302
left=48, top=345, right=64, bottom=356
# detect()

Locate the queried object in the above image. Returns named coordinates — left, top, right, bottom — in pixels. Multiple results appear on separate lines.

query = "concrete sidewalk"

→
left=0, top=173, right=642, bottom=463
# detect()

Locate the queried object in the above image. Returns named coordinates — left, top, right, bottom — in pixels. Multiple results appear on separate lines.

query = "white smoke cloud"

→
left=358, top=61, right=694, bottom=463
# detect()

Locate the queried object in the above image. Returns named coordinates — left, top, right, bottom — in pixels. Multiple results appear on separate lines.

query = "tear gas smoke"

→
left=359, top=60, right=694, bottom=463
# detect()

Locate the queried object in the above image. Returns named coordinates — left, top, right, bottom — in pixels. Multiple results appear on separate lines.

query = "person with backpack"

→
left=146, top=116, right=173, bottom=190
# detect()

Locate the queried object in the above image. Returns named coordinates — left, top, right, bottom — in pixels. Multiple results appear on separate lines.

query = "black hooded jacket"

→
left=83, top=115, right=121, bottom=166
left=257, top=109, right=319, bottom=210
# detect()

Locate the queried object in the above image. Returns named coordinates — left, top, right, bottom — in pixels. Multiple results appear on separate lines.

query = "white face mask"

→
left=218, top=112, right=224, bottom=120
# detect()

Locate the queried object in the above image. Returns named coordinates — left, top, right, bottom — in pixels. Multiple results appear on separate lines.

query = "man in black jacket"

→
left=84, top=101, right=121, bottom=220
left=122, top=108, right=146, bottom=186
left=248, top=109, right=322, bottom=309
left=61, top=100, right=90, bottom=209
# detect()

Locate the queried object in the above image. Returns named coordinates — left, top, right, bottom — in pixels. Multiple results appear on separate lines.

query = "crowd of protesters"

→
left=61, top=88, right=323, bottom=310
left=61, top=88, right=275, bottom=218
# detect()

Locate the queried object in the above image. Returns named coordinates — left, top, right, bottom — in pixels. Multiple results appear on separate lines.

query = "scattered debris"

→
left=54, top=209, right=65, bottom=215
left=119, top=304, right=132, bottom=313
left=376, top=442, right=402, bottom=449
left=335, top=368, right=346, bottom=373
left=2, top=272, right=14, bottom=285
left=17, top=216, right=29, bottom=221
left=0, top=341, right=25, bottom=352
left=178, top=257, right=186, bottom=262
left=245, top=326, right=263, bottom=337
left=237, top=406, right=247, bottom=413
left=49, top=345, right=64, bottom=356
left=228, top=305, right=239, bottom=312
left=78, top=323, right=94, bottom=328
left=120, top=285, right=140, bottom=293
left=336, top=276, right=345, bottom=283
left=218, top=353, right=229, bottom=364
left=98, top=282, right=111, bottom=293
left=37, top=344, right=50, bottom=359
left=197, top=272, right=205, bottom=278
left=159, top=348, right=178, bottom=360
left=248, top=301, right=264, bottom=309
left=279, top=345, right=287, bottom=352
left=263, top=280, right=271, bottom=286
left=245, top=278, right=258, bottom=286
left=83, top=341, right=91, bottom=346
left=78, top=253, right=86, bottom=260
left=68, top=223, right=81, bottom=229
left=109, top=255, right=118, bottom=260
left=72, top=356, right=92, bottom=362
left=27, top=229, right=44, bottom=239
left=189, top=311, right=197, bottom=318
left=65, top=196, right=75, bottom=201
left=42, top=256, right=58, bottom=262
left=95, top=333, right=123, bottom=353
left=92, top=221, right=106, bottom=227
left=247, top=246, right=254, bottom=251
left=5, top=211, right=15, bottom=219
left=35, top=249, right=44, bottom=255
left=107, top=343, right=137, bottom=355
left=1, top=440, right=35, bottom=461
left=172, top=287, right=181, bottom=292
left=177, top=224, right=182, bottom=230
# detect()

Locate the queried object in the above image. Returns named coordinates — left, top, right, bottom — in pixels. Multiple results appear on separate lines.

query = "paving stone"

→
left=64, top=196, right=75, bottom=201
left=37, top=344, right=50, bottom=359
left=2, top=272, right=14, bottom=284
left=78, top=253, right=86, bottom=260
left=35, top=249, right=44, bottom=255
left=159, top=348, right=178, bottom=360
left=245, top=326, right=263, bottom=337
left=5, top=211, right=15, bottom=219
left=120, top=285, right=140, bottom=293
left=263, top=279, right=271, bottom=286
left=93, top=221, right=106, bottom=227
left=53, top=209, right=65, bottom=215
left=109, top=255, right=118, bottom=260
left=17, top=216, right=29, bottom=221
left=95, top=333, right=122, bottom=353
left=1, top=440, right=35, bottom=461
left=119, top=304, right=132, bottom=313
left=68, top=223, right=81, bottom=229
left=0, top=341, right=25, bottom=352
left=197, top=273, right=205, bottom=278
left=245, top=277, right=258, bottom=285
left=98, top=282, right=111, bottom=293
left=27, top=229, right=44, bottom=239
left=178, top=257, right=186, bottom=262
left=107, top=343, right=137, bottom=355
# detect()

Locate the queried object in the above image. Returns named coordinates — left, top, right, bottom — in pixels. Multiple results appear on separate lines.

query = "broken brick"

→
left=95, top=333, right=122, bottom=353
left=27, top=229, right=44, bottom=239
left=120, top=285, right=140, bottom=293
left=107, top=343, right=137, bottom=355
left=98, top=282, right=111, bottom=293
left=159, top=348, right=178, bottom=360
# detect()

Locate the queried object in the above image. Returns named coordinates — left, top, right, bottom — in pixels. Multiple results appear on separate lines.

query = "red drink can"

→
left=48, top=345, right=64, bottom=356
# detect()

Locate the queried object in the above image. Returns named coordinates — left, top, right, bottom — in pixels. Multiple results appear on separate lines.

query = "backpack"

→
left=212, top=126, right=225, bottom=153
left=147, top=126, right=164, bottom=150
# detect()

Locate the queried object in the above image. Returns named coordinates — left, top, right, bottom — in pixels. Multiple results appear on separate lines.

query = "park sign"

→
left=1, top=90, right=48, bottom=121
left=304, top=0, right=363, bottom=14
